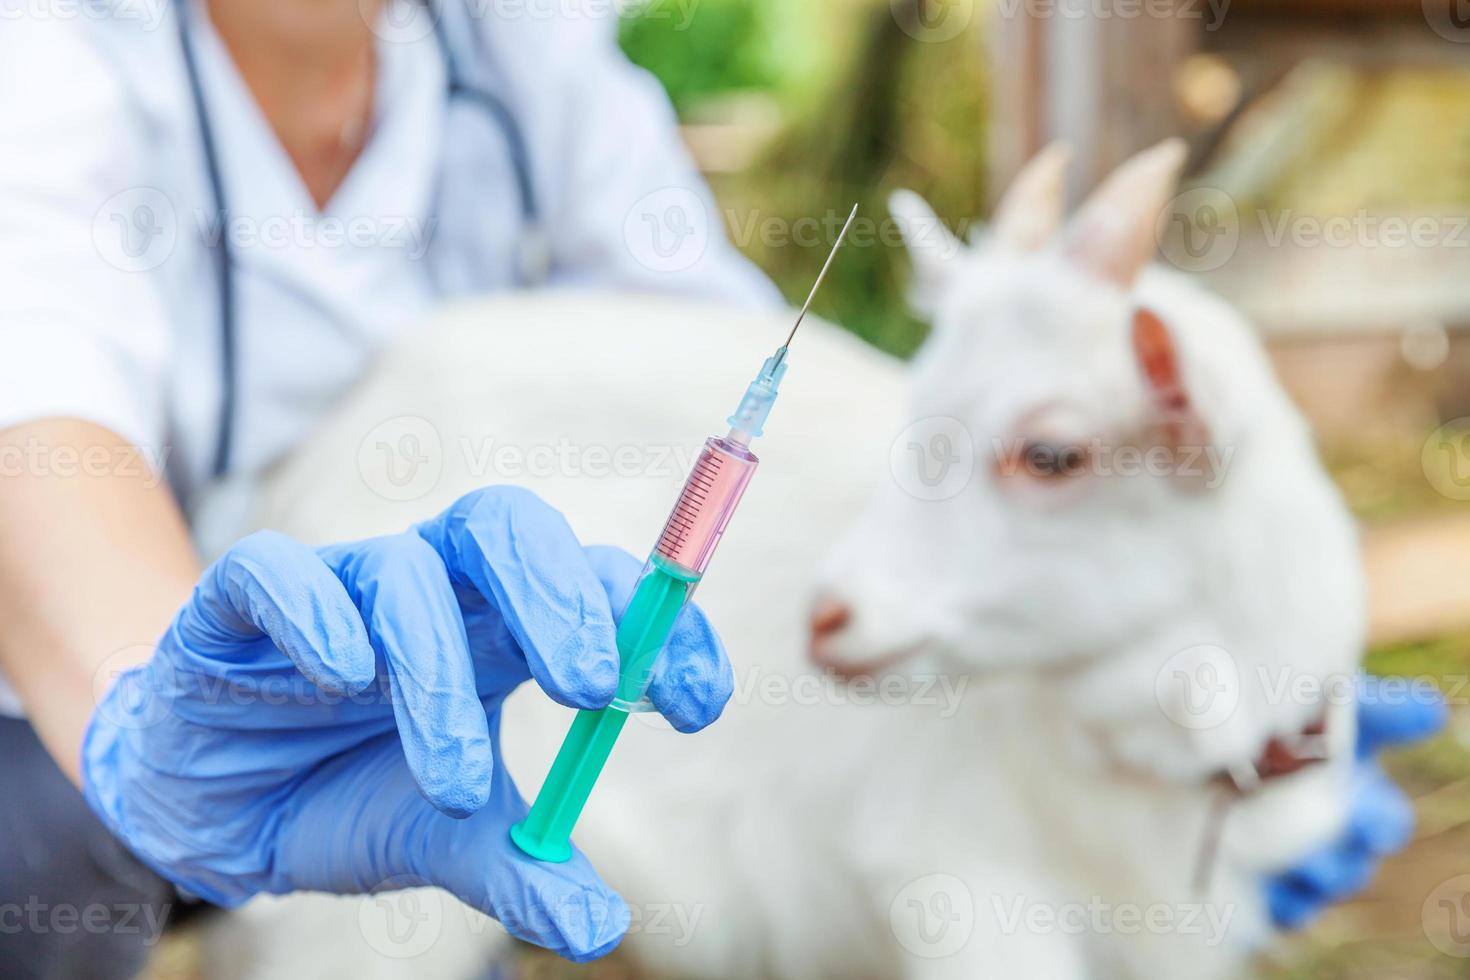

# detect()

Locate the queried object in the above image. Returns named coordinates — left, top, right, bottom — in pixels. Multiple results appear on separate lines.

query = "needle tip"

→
left=778, top=203, right=861, bottom=355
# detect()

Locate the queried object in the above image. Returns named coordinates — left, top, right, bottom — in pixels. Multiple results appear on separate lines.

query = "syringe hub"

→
left=725, top=352, right=789, bottom=443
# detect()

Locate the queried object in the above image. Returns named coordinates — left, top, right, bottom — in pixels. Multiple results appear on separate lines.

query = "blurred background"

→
left=621, top=0, right=1470, bottom=976
left=142, top=0, right=1470, bottom=976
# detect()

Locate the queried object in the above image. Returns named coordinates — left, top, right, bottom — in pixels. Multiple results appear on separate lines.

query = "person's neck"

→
left=205, top=0, right=385, bottom=209
left=207, top=0, right=382, bottom=77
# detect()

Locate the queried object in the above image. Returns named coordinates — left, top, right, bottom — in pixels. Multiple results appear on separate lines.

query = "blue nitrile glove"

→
left=81, top=486, right=732, bottom=962
left=1266, top=675, right=1447, bottom=928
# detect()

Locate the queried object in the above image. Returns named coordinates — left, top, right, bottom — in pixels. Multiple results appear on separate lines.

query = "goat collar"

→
left=1194, top=712, right=1329, bottom=894
left=1213, top=713, right=1329, bottom=796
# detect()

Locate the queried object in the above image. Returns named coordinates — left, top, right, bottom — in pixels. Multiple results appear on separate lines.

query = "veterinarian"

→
left=0, top=0, right=1440, bottom=977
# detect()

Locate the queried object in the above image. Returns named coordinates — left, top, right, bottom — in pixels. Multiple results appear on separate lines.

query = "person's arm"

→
left=0, top=419, right=198, bottom=781
left=0, top=23, right=185, bottom=774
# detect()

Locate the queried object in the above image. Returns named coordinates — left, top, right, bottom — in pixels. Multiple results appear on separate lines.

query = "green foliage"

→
left=619, top=0, right=989, bottom=358
left=713, top=4, right=989, bottom=357
left=617, top=0, right=782, bottom=111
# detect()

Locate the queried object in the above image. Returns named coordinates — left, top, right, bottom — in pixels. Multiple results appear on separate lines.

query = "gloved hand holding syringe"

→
left=511, top=204, right=860, bottom=862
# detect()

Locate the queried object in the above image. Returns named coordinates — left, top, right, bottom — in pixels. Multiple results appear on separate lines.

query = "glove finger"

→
left=417, top=488, right=619, bottom=710
left=1357, top=675, right=1447, bottom=758
left=1345, top=763, right=1416, bottom=854
left=1265, top=874, right=1326, bottom=930
left=321, top=535, right=494, bottom=819
left=583, top=545, right=733, bottom=733
left=421, top=740, right=630, bottom=962
left=178, top=530, right=375, bottom=695
left=1277, top=840, right=1376, bottom=900
left=477, top=846, right=630, bottom=962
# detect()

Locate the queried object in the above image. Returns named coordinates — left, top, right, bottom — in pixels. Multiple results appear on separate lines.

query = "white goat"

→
left=214, top=141, right=1362, bottom=980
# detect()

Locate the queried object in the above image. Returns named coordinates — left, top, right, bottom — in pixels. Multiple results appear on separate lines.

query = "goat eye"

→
left=1021, top=441, right=1087, bottom=479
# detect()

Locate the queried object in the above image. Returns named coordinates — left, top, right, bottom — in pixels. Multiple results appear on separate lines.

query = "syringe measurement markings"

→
left=656, top=452, right=724, bottom=555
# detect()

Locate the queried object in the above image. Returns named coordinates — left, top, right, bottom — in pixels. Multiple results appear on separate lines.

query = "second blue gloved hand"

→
left=1266, top=675, right=1447, bottom=929
left=81, top=486, right=733, bottom=962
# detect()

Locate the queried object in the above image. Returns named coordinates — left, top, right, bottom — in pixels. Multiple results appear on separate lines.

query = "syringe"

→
left=510, top=204, right=859, bottom=863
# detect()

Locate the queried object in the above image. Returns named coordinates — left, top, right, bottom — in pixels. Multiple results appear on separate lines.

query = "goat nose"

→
left=810, top=597, right=852, bottom=644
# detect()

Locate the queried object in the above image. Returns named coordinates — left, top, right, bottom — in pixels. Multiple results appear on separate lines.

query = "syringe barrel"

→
left=653, top=436, right=758, bottom=576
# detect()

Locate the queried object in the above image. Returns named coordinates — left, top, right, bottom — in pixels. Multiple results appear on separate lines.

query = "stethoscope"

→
left=175, top=0, right=546, bottom=478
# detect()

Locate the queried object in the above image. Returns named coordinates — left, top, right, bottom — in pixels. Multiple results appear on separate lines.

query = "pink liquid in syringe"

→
left=653, top=437, right=758, bottom=576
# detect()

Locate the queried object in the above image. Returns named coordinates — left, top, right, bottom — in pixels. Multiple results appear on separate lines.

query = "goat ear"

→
left=992, top=142, right=1072, bottom=251
left=889, top=189, right=963, bottom=319
left=1132, top=307, right=1210, bottom=454
left=1063, top=139, right=1188, bottom=286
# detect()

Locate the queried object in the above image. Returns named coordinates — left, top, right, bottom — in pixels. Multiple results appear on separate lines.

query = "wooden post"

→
left=988, top=0, right=1200, bottom=206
